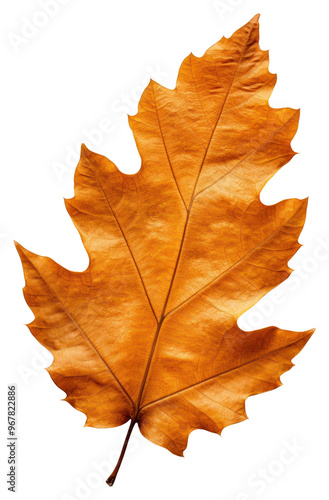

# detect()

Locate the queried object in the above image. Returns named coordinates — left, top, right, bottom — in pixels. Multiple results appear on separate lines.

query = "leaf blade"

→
left=15, top=15, right=314, bottom=477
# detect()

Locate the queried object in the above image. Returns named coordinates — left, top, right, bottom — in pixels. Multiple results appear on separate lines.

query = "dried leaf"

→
left=15, top=14, right=314, bottom=486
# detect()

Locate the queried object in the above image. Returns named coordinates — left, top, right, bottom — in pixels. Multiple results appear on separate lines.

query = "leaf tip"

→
left=237, top=13, right=261, bottom=45
left=245, top=13, right=261, bottom=33
left=83, top=417, right=91, bottom=428
left=80, top=142, right=90, bottom=155
left=80, top=142, right=95, bottom=161
left=14, top=240, right=28, bottom=260
left=251, top=13, right=261, bottom=23
left=300, top=197, right=310, bottom=211
left=305, top=328, right=316, bottom=339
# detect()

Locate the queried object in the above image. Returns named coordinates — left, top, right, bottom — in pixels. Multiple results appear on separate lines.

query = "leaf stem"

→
left=106, top=419, right=136, bottom=486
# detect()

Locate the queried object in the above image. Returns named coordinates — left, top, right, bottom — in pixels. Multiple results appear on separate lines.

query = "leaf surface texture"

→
left=16, top=15, right=313, bottom=463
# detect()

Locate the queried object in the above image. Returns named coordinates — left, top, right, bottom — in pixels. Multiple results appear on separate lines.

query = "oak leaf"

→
left=15, top=14, right=314, bottom=486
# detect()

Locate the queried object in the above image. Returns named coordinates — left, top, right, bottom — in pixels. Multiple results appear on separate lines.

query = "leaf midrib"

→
left=132, top=19, right=257, bottom=418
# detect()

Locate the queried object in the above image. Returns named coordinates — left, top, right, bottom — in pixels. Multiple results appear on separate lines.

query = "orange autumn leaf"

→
left=15, top=14, right=314, bottom=486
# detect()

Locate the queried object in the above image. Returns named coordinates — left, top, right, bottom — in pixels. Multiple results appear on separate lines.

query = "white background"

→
left=1, top=0, right=328, bottom=499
